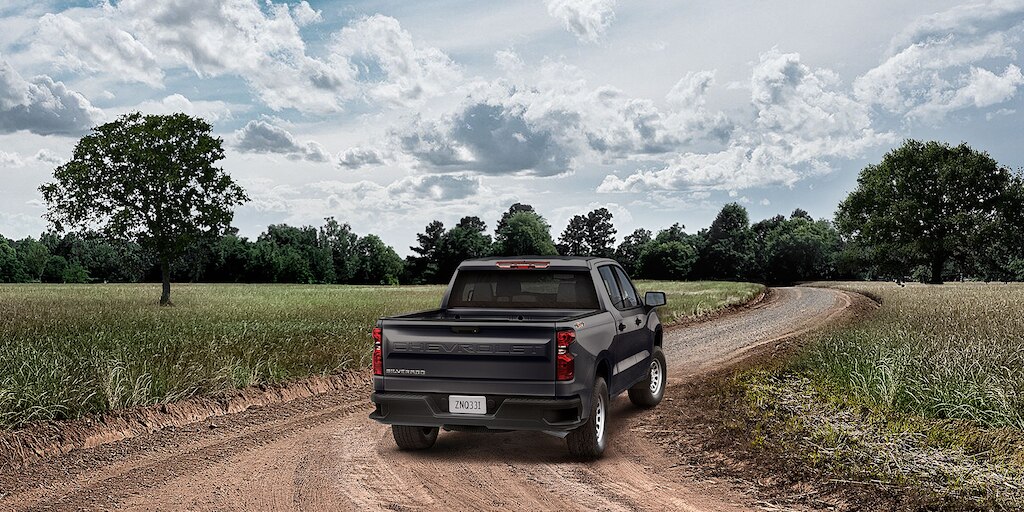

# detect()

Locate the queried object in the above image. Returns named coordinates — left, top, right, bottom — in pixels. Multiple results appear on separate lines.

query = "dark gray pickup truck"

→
left=369, top=256, right=667, bottom=458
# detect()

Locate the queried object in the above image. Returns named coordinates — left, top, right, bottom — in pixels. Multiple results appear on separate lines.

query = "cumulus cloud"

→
left=244, top=174, right=488, bottom=226
left=291, top=1, right=322, bottom=26
left=27, top=2, right=458, bottom=113
left=0, top=148, right=66, bottom=167
left=599, top=50, right=894, bottom=193
left=327, top=14, right=461, bottom=106
left=0, top=151, right=23, bottom=167
left=0, top=56, right=103, bottom=135
left=233, top=119, right=331, bottom=163
left=117, top=94, right=238, bottom=122
left=393, top=57, right=731, bottom=177
left=35, top=12, right=163, bottom=87
left=398, top=102, right=574, bottom=176
left=545, top=0, right=617, bottom=43
left=336, top=146, right=387, bottom=169
left=854, top=0, right=1024, bottom=120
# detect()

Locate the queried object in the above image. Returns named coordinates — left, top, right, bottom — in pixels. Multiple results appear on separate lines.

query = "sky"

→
left=1, top=0, right=1023, bottom=256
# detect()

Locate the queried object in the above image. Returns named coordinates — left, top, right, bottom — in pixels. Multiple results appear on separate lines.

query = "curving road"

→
left=2, top=287, right=847, bottom=512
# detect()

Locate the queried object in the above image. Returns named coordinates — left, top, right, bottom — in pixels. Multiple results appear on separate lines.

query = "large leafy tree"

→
left=614, top=228, right=653, bottom=276
left=494, top=210, right=558, bottom=256
left=354, top=234, right=404, bottom=285
left=836, top=140, right=1024, bottom=284
left=433, top=216, right=493, bottom=282
left=558, top=208, right=617, bottom=257
left=752, top=211, right=842, bottom=284
left=406, top=220, right=446, bottom=283
left=695, top=203, right=754, bottom=280
left=320, top=217, right=360, bottom=283
left=40, top=112, right=248, bottom=304
left=557, top=214, right=588, bottom=256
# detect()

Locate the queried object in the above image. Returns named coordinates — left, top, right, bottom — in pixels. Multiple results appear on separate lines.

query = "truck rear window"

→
left=448, top=270, right=600, bottom=309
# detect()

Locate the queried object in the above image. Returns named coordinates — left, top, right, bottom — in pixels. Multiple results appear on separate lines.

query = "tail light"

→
left=372, top=327, right=383, bottom=376
left=556, top=328, right=575, bottom=381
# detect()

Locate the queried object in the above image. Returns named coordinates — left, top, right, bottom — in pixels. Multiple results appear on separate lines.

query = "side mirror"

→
left=644, top=291, right=667, bottom=308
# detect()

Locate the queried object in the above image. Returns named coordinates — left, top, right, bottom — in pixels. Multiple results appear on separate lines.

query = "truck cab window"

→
left=612, top=267, right=640, bottom=309
left=598, top=266, right=624, bottom=309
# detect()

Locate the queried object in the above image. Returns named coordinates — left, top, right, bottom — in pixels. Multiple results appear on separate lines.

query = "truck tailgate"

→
left=381, top=321, right=554, bottom=381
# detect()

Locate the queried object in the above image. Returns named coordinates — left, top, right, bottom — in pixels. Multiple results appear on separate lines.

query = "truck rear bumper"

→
left=369, top=392, right=585, bottom=432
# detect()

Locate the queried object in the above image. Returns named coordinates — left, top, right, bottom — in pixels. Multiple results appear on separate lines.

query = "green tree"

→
left=615, top=228, right=653, bottom=276
left=558, top=208, right=617, bottom=257
left=0, top=238, right=27, bottom=283
left=434, top=216, right=492, bottom=281
left=638, top=241, right=697, bottom=280
left=407, top=220, right=445, bottom=283
left=40, top=112, right=247, bottom=304
left=320, top=218, right=359, bottom=283
left=753, top=213, right=842, bottom=284
left=584, top=208, right=617, bottom=257
left=354, top=235, right=404, bottom=284
left=14, top=237, right=49, bottom=282
left=493, top=211, right=558, bottom=256
left=494, top=203, right=536, bottom=237
left=836, top=140, right=1024, bottom=284
left=695, top=203, right=754, bottom=280
left=557, top=214, right=588, bottom=256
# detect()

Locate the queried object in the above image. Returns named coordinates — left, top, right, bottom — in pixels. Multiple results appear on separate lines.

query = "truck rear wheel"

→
left=628, top=348, right=666, bottom=408
left=391, top=425, right=439, bottom=450
left=567, top=377, right=608, bottom=459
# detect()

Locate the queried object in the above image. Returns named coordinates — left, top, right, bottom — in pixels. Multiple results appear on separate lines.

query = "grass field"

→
left=738, top=282, right=1024, bottom=505
left=0, top=280, right=763, bottom=429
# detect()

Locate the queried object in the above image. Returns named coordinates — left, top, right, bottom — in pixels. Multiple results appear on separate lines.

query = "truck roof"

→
left=457, top=256, right=619, bottom=270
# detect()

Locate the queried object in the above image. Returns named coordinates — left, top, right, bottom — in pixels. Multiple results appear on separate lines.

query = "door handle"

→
left=618, top=323, right=626, bottom=331
left=635, top=317, right=643, bottom=326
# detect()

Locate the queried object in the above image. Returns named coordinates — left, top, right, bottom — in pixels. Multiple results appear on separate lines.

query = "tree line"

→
left=3, top=111, right=1023, bottom=292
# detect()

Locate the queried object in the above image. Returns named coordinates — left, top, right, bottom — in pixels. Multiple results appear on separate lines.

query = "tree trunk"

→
left=929, top=251, right=945, bottom=285
left=160, top=257, right=172, bottom=306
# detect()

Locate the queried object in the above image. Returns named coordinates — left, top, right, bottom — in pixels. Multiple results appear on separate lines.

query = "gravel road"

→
left=1, top=287, right=847, bottom=512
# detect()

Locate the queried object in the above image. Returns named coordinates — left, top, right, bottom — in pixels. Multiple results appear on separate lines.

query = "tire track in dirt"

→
left=1, top=287, right=847, bottom=512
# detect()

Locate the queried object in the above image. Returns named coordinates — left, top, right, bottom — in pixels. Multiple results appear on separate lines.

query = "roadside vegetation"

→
left=0, top=280, right=760, bottom=429
left=738, top=282, right=1024, bottom=507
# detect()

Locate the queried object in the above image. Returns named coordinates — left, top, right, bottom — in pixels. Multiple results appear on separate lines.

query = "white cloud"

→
left=28, top=4, right=461, bottom=114
left=291, top=1, right=322, bottom=26
left=336, top=146, right=388, bottom=169
left=35, top=12, right=163, bottom=87
left=910, top=65, right=1024, bottom=120
left=0, top=150, right=23, bottom=167
left=393, top=58, right=732, bottom=177
left=327, top=14, right=461, bottom=106
left=545, top=0, right=617, bottom=43
left=233, top=119, right=331, bottom=163
left=854, top=0, right=1024, bottom=119
left=0, top=148, right=65, bottom=168
left=599, top=50, right=894, bottom=192
left=0, top=56, right=103, bottom=135
left=116, top=94, right=239, bottom=122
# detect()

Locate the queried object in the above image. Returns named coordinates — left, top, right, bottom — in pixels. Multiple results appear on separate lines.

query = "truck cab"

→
left=369, top=256, right=668, bottom=458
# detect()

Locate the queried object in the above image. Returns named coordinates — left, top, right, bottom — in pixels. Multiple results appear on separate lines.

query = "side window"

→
left=598, top=266, right=623, bottom=309
left=612, top=267, right=640, bottom=309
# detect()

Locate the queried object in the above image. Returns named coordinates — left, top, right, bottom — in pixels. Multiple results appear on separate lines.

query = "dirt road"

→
left=1, top=287, right=848, bottom=512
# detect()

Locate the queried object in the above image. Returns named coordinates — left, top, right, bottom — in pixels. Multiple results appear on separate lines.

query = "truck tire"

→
left=391, top=425, right=439, bottom=450
left=567, top=377, right=609, bottom=459
left=628, top=348, right=666, bottom=408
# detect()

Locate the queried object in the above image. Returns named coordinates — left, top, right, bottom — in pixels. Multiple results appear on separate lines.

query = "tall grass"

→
left=798, top=282, right=1024, bottom=429
left=0, top=280, right=760, bottom=428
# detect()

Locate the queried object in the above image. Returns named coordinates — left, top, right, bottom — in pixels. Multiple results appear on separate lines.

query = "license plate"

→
left=448, top=395, right=486, bottom=415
